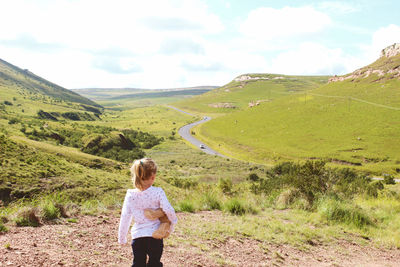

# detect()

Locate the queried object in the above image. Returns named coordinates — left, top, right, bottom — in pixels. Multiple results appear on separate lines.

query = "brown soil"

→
left=1, top=211, right=400, bottom=266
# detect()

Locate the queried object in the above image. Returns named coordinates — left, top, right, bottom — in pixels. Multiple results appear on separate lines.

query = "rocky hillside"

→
left=329, top=43, right=400, bottom=82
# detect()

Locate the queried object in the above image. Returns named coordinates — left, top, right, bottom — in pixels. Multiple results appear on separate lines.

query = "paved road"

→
left=167, top=105, right=226, bottom=157
left=372, top=177, right=400, bottom=183
left=167, top=105, right=399, bottom=182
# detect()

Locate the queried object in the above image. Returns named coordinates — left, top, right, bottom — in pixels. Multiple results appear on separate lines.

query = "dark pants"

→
left=131, top=237, right=163, bottom=267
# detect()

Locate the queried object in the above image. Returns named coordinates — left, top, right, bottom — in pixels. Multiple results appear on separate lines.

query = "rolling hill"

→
left=0, top=58, right=101, bottom=107
left=180, top=44, right=400, bottom=175
left=174, top=74, right=329, bottom=114
left=73, top=86, right=218, bottom=110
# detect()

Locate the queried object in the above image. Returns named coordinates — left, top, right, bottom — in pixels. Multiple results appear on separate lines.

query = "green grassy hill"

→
left=0, top=59, right=172, bottom=206
left=0, top=58, right=100, bottom=107
left=181, top=52, right=400, bottom=174
left=174, top=74, right=329, bottom=114
left=74, top=86, right=217, bottom=110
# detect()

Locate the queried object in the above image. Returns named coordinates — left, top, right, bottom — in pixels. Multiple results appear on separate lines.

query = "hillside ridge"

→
left=329, top=43, right=400, bottom=82
left=0, top=58, right=101, bottom=107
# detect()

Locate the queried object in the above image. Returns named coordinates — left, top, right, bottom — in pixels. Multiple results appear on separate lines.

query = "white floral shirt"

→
left=118, top=186, right=177, bottom=244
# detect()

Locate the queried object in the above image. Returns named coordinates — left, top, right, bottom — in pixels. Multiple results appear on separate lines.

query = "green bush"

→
left=41, top=201, right=61, bottom=221
left=247, top=173, right=260, bottom=182
left=178, top=200, right=195, bottom=213
left=318, top=198, right=374, bottom=229
left=275, top=188, right=300, bottom=209
left=201, top=192, right=222, bottom=210
left=8, top=118, right=20, bottom=124
left=37, top=110, right=58, bottom=121
left=225, top=198, right=247, bottom=215
left=0, top=222, right=8, bottom=233
left=366, top=181, right=384, bottom=198
left=249, top=161, right=371, bottom=205
left=166, top=177, right=198, bottom=189
left=218, top=178, right=233, bottom=194
left=383, top=174, right=396, bottom=185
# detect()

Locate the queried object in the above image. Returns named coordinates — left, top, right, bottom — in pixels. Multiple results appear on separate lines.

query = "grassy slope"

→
left=1, top=58, right=400, bottom=252
left=195, top=78, right=400, bottom=174
left=171, top=57, right=400, bottom=174
left=0, top=58, right=100, bottom=107
left=174, top=74, right=329, bottom=114
left=75, top=87, right=215, bottom=109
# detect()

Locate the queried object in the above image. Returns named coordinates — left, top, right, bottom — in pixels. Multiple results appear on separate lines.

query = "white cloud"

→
left=317, top=1, right=357, bottom=14
left=0, top=0, right=226, bottom=88
left=239, top=6, right=332, bottom=40
left=357, top=24, right=400, bottom=63
left=371, top=24, right=400, bottom=56
left=269, top=42, right=363, bottom=75
left=1, top=1, right=397, bottom=89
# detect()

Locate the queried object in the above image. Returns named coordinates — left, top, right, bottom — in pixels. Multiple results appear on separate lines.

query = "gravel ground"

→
left=1, top=211, right=400, bottom=266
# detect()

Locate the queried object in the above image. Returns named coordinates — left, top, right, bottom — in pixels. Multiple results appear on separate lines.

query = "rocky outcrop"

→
left=208, top=102, right=237, bottom=108
left=234, top=75, right=270, bottom=82
left=381, top=43, right=400, bottom=58
left=329, top=43, right=400, bottom=83
left=248, top=99, right=269, bottom=108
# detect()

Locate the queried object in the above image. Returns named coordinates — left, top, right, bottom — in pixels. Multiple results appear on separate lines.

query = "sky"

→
left=0, top=0, right=399, bottom=89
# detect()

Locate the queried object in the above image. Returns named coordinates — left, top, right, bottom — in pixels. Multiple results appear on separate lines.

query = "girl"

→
left=118, top=158, right=177, bottom=267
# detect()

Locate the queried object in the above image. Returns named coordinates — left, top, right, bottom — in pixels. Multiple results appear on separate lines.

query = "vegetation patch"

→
left=318, top=197, right=374, bottom=229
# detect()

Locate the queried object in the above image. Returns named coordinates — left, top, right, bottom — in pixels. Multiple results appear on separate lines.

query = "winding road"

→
left=167, top=105, right=226, bottom=157
left=167, top=105, right=399, bottom=182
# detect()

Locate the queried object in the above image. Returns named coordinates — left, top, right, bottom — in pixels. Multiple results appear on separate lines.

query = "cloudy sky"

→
left=1, top=0, right=399, bottom=89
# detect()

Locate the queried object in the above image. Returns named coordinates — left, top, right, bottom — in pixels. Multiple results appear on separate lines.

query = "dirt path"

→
left=1, top=211, right=400, bottom=266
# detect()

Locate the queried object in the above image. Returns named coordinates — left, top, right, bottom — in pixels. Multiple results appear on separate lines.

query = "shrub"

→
left=14, top=207, right=40, bottom=227
left=41, top=201, right=61, bottom=221
left=225, top=198, right=247, bottom=215
left=201, top=192, right=222, bottom=210
left=3, top=100, right=12, bottom=105
left=250, top=161, right=371, bottom=204
left=37, top=110, right=58, bottom=121
left=166, top=177, right=198, bottom=189
left=218, top=178, right=233, bottom=194
left=178, top=200, right=195, bottom=213
left=247, top=173, right=260, bottom=182
left=8, top=118, right=20, bottom=124
left=318, top=198, right=374, bottom=229
left=383, top=174, right=396, bottom=185
left=366, top=181, right=384, bottom=198
left=275, top=188, right=300, bottom=209
left=0, top=222, right=8, bottom=233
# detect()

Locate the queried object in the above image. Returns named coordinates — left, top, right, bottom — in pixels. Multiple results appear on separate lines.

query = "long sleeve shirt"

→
left=118, top=186, right=178, bottom=244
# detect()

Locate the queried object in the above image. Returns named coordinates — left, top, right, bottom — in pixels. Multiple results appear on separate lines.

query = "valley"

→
left=1, top=46, right=400, bottom=266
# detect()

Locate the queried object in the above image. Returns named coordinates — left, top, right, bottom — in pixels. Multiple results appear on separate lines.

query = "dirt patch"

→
left=1, top=212, right=400, bottom=266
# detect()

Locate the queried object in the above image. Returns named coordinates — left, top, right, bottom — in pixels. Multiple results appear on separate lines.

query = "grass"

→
left=174, top=74, right=328, bottom=114
left=192, top=78, right=400, bottom=174
left=177, top=200, right=196, bottom=213
left=225, top=198, right=247, bottom=215
left=317, top=197, right=374, bottom=229
left=2, top=60, right=400, bottom=252
left=0, top=222, right=8, bottom=233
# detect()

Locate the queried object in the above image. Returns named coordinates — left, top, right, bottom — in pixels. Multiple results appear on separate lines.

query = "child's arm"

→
left=118, top=191, right=134, bottom=244
left=159, top=188, right=178, bottom=232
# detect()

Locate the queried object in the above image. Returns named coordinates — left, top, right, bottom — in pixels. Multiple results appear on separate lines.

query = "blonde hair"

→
left=130, top=158, right=157, bottom=190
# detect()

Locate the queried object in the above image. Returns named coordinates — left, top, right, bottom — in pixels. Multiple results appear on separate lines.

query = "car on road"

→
left=199, top=144, right=206, bottom=149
